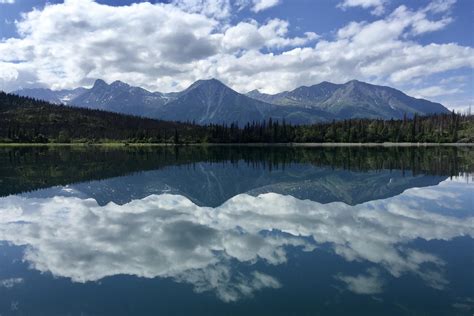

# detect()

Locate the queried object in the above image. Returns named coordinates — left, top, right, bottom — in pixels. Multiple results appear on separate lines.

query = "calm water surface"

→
left=0, top=146, right=473, bottom=315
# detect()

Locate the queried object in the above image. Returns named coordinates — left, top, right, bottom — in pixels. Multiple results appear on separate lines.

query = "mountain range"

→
left=14, top=79, right=450, bottom=125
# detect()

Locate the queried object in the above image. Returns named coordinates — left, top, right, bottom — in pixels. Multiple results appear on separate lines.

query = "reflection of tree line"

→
left=0, top=146, right=472, bottom=197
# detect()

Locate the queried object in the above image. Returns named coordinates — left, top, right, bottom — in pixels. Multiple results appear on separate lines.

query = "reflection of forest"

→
left=1, top=145, right=472, bottom=198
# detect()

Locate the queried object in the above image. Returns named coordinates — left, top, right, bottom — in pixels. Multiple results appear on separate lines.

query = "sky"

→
left=0, top=0, right=473, bottom=110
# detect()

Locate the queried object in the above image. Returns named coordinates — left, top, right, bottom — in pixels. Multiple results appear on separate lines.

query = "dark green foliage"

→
left=0, top=91, right=473, bottom=144
left=0, top=91, right=208, bottom=143
left=203, top=112, right=473, bottom=143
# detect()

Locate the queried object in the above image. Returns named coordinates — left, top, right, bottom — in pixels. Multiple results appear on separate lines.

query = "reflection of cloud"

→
left=452, top=297, right=474, bottom=312
left=0, top=195, right=305, bottom=301
left=176, top=265, right=281, bottom=302
left=0, top=182, right=472, bottom=300
left=0, top=278, right=24, bottom=288
left=336, top=268, right=383, bottom=295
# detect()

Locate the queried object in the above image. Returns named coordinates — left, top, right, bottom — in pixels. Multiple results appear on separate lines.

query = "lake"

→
left=0, top=145, right=473, bottom=315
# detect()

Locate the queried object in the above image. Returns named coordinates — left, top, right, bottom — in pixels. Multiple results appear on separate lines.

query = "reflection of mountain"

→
left=1, top=181, right=473, bottom=302
left=61, top=163, right=447, bottom=206
left=2, top=145, right=472, bottom=199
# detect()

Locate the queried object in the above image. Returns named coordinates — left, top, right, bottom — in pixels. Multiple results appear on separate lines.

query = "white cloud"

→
left=338, top=0, right=387, bottom=16
left=439, top=75, right=468, bottom=85
left=0, top=0, right=15, bottom=4
left=0, top=62, right=19, bottom=86
left=407, top=85, right=462, bottom=98
left=0, top=0, right=471, bottom=105
left=222, top=19, right=318, bottom=51
left=171, top=0, right=232, bottom=19
left=389, top=5, right=454, bottom=36
left=411, top=16, right=453, bottom=35
left=236, top=0, right=281, bottom=13
left=251, top=0, right=281, bottom=12
left=0, top=0, right=221, bottom=90
left=424, top=0, right=456, bottom=14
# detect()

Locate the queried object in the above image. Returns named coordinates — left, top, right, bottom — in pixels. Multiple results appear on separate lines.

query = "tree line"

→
left=206, top=112, right=472, bottom=143
left=1, top=91, right=473, bottom=143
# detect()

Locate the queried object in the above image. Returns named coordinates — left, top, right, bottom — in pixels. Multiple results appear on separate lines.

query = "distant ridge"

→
left=246, top=80, right=449, bottom=119
left=14, top=78, right=450, bottom=125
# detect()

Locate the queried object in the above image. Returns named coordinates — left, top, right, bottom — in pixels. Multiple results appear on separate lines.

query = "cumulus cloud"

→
left=236, top=0, right=281, bottom=13
left=389, top=5, right=454, bottom=36
left=222, top=19, right=318, bottom=52
left=0, top=0, right=15, bottom=4
left=407, top=85, right=462, bottom=98
left=338, top=0, right=387, bottom=16
left=0, top=180, right=472, bottom=300
left=0, top=0, right=316, bottom=92
left=0, top=62, right=19, bottom=85
left=251, top=0, right=281, bottom=12
left=424, top=0, right=457, bottom=14
left=171, top=0, right=232, bottom=19
left=0, top=0, right=471, bottom=103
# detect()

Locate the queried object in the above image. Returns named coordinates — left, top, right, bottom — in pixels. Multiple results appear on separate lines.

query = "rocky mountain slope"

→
left=14, top=79, right=450, bottom=125
left=247, top=80, right=449, bottom=119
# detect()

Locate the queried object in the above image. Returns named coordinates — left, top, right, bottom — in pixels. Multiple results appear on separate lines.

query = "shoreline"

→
left=0, top=142, right=473, bottom=147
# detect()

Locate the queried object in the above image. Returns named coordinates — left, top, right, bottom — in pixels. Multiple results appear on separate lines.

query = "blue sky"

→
left=0, top=0, right=472, bottom=110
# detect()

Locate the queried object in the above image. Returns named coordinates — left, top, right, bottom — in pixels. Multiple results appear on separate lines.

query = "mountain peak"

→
left=186, top=78, right=230, bottom=93
left=345, top=79, right=362, bottom=85
left=92, top=79, right=108, bottom=89
left=344, top=79, right=376, bottom=88
left=203, top=78, right=222, bottom=83
left=194, top=78, right=225, bottom=86
left=110, top=80, right=129, bottom=88
left=247, top=89, right=262, bottom=95
left=318, top=81, right=340, bottom=87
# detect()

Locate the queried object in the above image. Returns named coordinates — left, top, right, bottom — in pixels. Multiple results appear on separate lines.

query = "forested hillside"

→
left=0, top=92, right=208, bottom=143
left=1, top=92, right=473, bottom=144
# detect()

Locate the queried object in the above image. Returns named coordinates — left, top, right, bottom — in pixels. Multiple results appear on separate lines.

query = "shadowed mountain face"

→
left=65, top=79, right=168, bottom=117
left=153, top=79, right=330, bottom=125
left=14, top=87, right=87, bottom=104
left=247, top=81, right=341, bottom=107
left=14, top=79, right=449, bottom=125
left=153, top=79, right=269, bottom=125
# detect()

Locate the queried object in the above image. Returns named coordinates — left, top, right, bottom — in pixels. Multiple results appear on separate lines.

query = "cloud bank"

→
left=338, top=0, right=387, bottom=16
left=0, top=0, right=471, bottom=106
